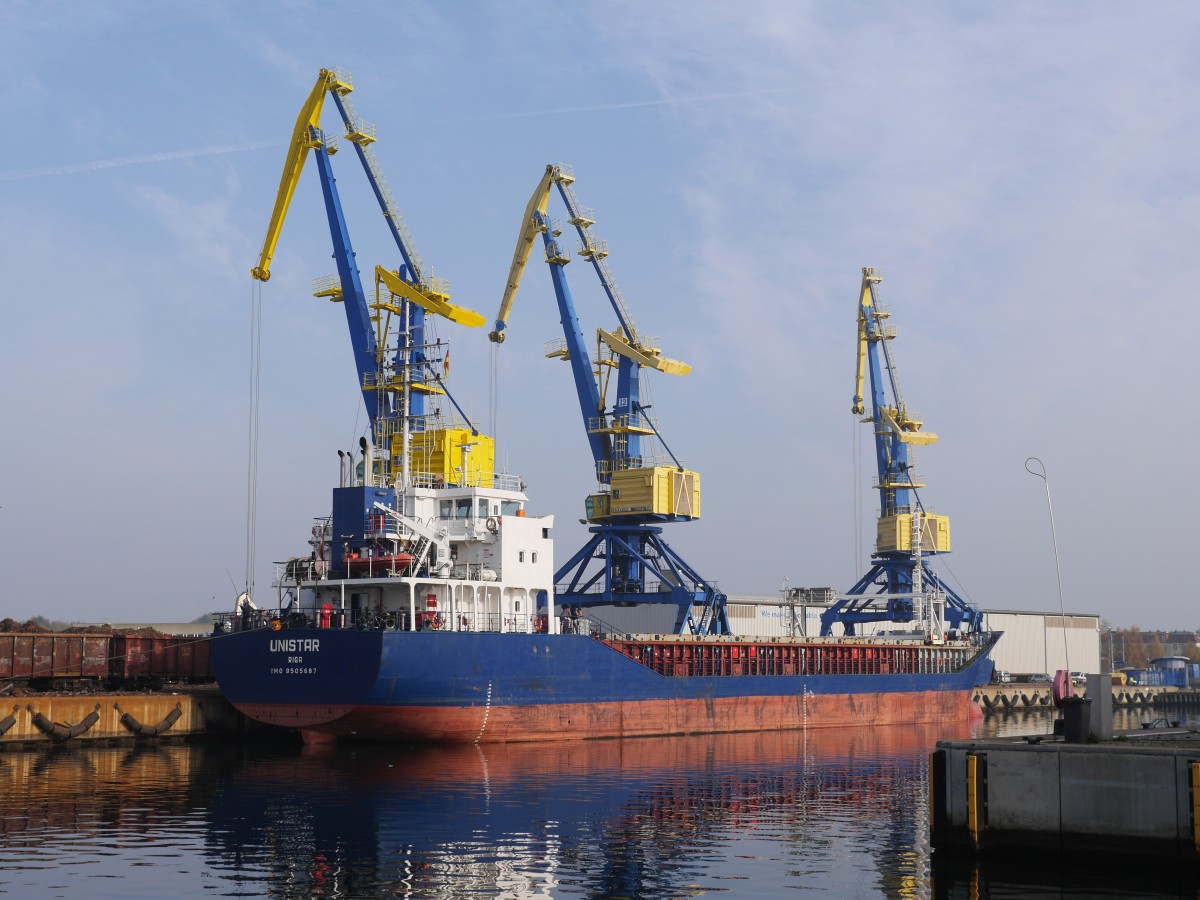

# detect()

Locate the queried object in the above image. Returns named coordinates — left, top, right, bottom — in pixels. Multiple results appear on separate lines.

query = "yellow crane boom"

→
left=251, top=68, right=350, bottom=282
left=489, top=166, right=555, bottom=342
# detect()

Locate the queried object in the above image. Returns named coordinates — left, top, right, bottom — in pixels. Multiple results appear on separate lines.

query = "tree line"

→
left=1100, top=623, right=1200, bottom=670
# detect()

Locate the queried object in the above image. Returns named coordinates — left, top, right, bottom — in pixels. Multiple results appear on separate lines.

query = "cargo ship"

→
left=211, top=72, right=995, bottom=744
left=208, top=445, right=996, bottom=743
left=209, top=316, right=997, bottom=745
left=208, top=205, right=998, bottom=747
left=206, top=264, right=996, bottom=744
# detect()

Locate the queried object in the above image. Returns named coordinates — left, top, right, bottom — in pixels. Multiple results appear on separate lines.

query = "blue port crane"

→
left=251, top=68, right=487, bottom=575
left=252, top=67, right=484, bottom=432
left=820, top=268, right=983, bottom=637
left=491, top=164, right=728, bottom=635
left=252, top=68, right=483, bottom=432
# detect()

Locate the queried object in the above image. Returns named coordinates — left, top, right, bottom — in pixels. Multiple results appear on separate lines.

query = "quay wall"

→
left=972, top=683, right=1174, bottom=711
left=0, top=688, right=242, bottom=746
left=932, top=735, right=1200, bottom=861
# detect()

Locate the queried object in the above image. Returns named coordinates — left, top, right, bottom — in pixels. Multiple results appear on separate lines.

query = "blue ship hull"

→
left=212, top=627, right=996, bottom=743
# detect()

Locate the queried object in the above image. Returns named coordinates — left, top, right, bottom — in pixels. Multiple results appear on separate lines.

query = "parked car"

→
left=994, top=669, right=1013, bottom=684
left=1070, top=671, right=1087, bottom=685
left=1028, top=673, right=1052, bottom=684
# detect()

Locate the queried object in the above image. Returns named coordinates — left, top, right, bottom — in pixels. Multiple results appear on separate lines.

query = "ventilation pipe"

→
left=338, top=450, right=347, bottom=488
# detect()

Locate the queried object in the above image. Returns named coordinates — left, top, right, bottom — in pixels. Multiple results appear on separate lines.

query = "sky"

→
left=0, top=1, right=1195, bottom=629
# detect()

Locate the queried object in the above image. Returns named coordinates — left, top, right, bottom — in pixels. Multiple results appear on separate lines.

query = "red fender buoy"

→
left=1052, top=669, right=1074, bottom=708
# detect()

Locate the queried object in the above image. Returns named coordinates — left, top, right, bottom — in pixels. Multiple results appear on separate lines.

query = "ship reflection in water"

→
left=206, top=725, right=955, bottom=899
left=0, top=722, right=1192, bottom=898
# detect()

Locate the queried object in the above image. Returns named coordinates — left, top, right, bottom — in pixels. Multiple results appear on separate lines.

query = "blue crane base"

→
left=553, top=523, right=729, bottom=636
left=820, top=557, right=984, bottom=637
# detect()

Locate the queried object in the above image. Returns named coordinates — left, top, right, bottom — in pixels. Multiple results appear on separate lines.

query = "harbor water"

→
left=0, top=709, right=1195, bottom=899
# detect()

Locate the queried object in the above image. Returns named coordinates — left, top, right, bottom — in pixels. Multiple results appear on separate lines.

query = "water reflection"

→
left=0, top=713, right=1192, bottom=898
left=205, top=724, right=962, bottom=898
left=0, top=742, right=219, bottom=842
left=932, top=853, right=1200, bottom=899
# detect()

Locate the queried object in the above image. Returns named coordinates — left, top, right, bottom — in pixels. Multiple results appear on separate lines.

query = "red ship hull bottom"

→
left=235, top=690, right=979, bottom=744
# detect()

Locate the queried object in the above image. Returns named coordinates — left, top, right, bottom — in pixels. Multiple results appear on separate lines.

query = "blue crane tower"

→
left=821, top=268, right=983, bottom=637
left=490, top=165, right=728, bottom=635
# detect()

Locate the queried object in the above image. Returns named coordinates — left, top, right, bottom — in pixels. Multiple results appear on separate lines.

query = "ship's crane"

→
left=252, top=68, right=491, bottom=576
left=491, top=164, right=728, bottom=635
left=820, top=268, right=983, bottom=637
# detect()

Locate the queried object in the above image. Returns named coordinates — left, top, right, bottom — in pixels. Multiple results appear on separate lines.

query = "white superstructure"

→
left=272, top=472, right=557, bottom=636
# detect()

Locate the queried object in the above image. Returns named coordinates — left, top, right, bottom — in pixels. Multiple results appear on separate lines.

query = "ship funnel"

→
left=360, top=436, right=373, bottom=487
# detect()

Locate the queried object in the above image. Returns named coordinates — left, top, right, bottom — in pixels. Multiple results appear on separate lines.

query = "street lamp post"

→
left=1025, top=457, right=1071, bottom=677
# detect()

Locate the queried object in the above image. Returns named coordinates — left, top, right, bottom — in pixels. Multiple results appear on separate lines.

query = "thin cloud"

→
left=0, top=140, right=282, bottom=181
left=447, top=87, right=795, bottom=123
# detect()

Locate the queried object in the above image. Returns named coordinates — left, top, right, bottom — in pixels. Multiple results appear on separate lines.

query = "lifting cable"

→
left=489, top=339, right=500, bottom=452
left=244, top=279, right=264, bottom=601
left=852, top=415, right=862, bottom=577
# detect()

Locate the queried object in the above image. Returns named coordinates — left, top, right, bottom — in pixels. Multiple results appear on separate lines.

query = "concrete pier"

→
left=0, top=687, right=243, bottom=746
left=931, top=728, right=1200, bottom=861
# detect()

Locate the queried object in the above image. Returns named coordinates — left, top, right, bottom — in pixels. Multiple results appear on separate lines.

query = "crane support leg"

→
left=822, top=558, right=981, bottom=636
left=554, top=525, right=729, bottom=636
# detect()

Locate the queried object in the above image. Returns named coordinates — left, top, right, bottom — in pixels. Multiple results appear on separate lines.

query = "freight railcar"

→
left=0, top=632, right=213, bottom=690
left=108, top=633, right=213, bottom=689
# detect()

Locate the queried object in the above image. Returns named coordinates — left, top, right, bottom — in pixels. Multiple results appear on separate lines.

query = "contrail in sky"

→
left=3, top=90, right=785, bottom=178
left=447, top=87, right=795, bottom=123
left=0, top=140, right=282, bottom=181
left=2, top=89, right=784, bottom=179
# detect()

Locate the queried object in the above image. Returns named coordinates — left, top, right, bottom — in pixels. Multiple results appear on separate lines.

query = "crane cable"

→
left=489, top=340, right=499, bottom=452
left=852, top=415, right=862, bottom=580
left=244, top=279, right=264, bottom=602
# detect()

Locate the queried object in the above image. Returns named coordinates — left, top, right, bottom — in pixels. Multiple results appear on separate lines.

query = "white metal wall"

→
left=985, top=612, right=1100, bottom=675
